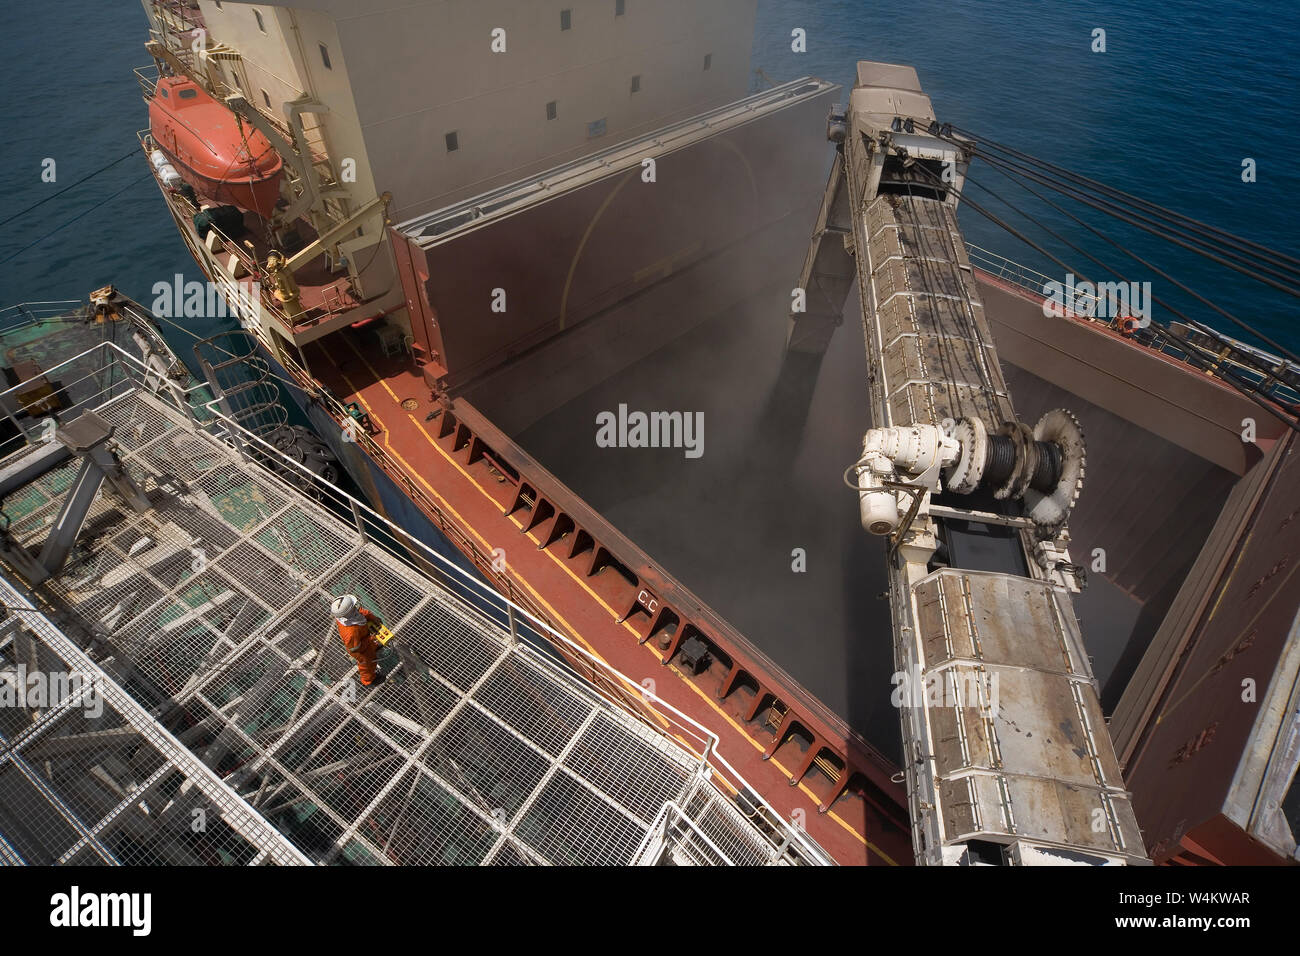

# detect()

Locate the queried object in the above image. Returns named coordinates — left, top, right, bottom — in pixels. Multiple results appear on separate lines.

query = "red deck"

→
left=301, top=331, right=914, bottom=865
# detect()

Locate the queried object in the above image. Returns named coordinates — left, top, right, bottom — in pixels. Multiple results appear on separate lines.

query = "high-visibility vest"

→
left=336, top=609, right=378, bottom=649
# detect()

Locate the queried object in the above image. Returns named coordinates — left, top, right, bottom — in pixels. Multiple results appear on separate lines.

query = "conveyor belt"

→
left=860, top=195, right=1014, bottom=430
left=787, top=60, right=1149, bottom=865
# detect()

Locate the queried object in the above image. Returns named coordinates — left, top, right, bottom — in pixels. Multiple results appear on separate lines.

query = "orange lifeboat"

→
left=149, top=75, right=284, bottom=214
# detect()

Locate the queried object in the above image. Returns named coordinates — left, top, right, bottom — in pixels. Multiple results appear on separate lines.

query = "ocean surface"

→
left=1, top=0, right=1296, bottom=353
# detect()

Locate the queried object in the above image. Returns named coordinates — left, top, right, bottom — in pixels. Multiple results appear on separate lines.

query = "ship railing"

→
left=275, top=350, right=536, bottom=596
left=272, top=349, right=671, bottom=688
left=134, top=64, right=160, bottom=101
left=144, top=4, right=219, bottom=93
left=146, top=0, right=206, bottom=42
left=192, top=329, right=291, bottom=439
left=632, top=801, right=740, bottom=866
left=137, top=127, right=251, bottom=267
left=965, top=242, right=1113, bottom=317
left=190, top=234, right=302, bottom=338
left=143, top=163, right=309, bottom=337
left=400, top=77, right=835, bottom=241
left=0, top=340, right=209, bottom=468
left=1163, top=321, right=1300, bottom=405
left=965, top=242, right=1300, bottom=409
left=4, top=339, right=830, bottom=864
left=273, top=350, right=898, bottom=782
left=135, top=130, right=354, bottom=337
left=0, top=301, right=85, bottom=337
left=0, top=340, right=664, bottom=712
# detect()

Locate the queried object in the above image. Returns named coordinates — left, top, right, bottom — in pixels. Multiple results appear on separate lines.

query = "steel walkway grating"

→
left=0, top=388, right=821, bottom=865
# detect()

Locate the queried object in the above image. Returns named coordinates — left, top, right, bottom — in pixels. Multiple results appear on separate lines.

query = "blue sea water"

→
left=0, top=0, right=1296, bottom=355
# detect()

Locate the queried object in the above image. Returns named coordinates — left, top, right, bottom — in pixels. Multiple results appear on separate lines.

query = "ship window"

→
left=159, top=86, right=169, bottom=98
left=254, top=9, right=266, bottom=33
left=630, top=74, right=640, bottom=93
left=616, top=0, right=626, bottom=14
left=261, top=89, right=272, bottom=108
left=319, top=43, right=331, bottom=70
left=704, top=53, right=712, bottom=71
left=445, top=131, right=459, bottom=152
left=546, top=100, right=557, bottom=121
left=561, top=9, right=571, bottom=30
left=587, top=118, right=606, bottom=138
left=178, top=88, right=198, bottom=100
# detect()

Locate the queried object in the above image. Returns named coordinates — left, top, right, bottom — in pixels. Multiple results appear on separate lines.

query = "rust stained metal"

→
left=912, top=569, right=1146, bottom=857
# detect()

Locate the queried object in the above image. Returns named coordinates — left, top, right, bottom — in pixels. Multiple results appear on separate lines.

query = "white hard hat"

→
left=331, top=594, right=358, bottom=618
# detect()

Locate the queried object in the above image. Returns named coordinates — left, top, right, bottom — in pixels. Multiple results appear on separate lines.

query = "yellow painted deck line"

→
left=338, top=343, right=894, bottom=863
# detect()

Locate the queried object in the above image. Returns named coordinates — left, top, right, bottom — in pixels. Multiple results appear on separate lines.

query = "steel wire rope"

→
left=906, top=160, right=1300, bottom=432
left=0, top=148, right=142, bottom=230
left=934, top=120, right=1300, bottom=276
left=952, top=125, right=1300, bottom=271
left=894, top=157, right=1001, bottom=424
left=967, top=149, right=1300, bottom=364
left=896, top=181, right=977, bottom=425
left=965, top=153, right=1300, bottom=393
left=966, top=145, right=1300, bottom=297
left=0, top=173, right=155, bottom=267
left=965, top=157, right=1300, bottom=292
left=954, top=164, right=1300, bottom=400
left=901, top=114, right=1300, bottom=298
left=913, top=121, right=1300, bottom=365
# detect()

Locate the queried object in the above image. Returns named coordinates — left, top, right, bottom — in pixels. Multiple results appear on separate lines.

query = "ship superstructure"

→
left=137, top=0, right=762, bottom=347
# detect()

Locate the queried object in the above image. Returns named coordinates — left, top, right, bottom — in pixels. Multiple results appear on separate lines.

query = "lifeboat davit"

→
left=149, top=75, right=284, bottom=214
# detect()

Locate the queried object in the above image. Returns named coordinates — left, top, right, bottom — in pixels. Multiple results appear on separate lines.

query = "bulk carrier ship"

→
left=111, top=0, right=1300, bottom=866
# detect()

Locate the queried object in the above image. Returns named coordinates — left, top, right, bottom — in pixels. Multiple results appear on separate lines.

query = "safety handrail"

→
left=965, top=242, right=1300, bottom=408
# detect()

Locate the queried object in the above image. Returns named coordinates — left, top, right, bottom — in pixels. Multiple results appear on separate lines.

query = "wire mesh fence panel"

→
left=429, top=704, right=552, bottom=818
left=212, top=543, right=305, bottom=614
left=96, top=396, right=177, bottom=449
left=0, top=761, right=98, bottom=864
left=358, top=766, right=501, bottom=866
left=476, top=654, right=592, bottom=758
left=681, top=784, right=781, bottom=866
left=486, top=840, right=537, bottom=866
left=195, top=464, right=290, bottom=530
left=0, top=645, right=289, bottom=867
left=399, top=600, right=503, bottom=692
left=254, top=507, right=352, bottom=580
left=514, top=769, right=650, bottom=866
left=6, top=461, right=83, bottom=542
left=562, top=712, right=696, bottom=824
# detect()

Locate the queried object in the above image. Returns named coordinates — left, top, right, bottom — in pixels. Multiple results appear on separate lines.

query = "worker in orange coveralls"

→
left=331, top=594, right=383, bottom=686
